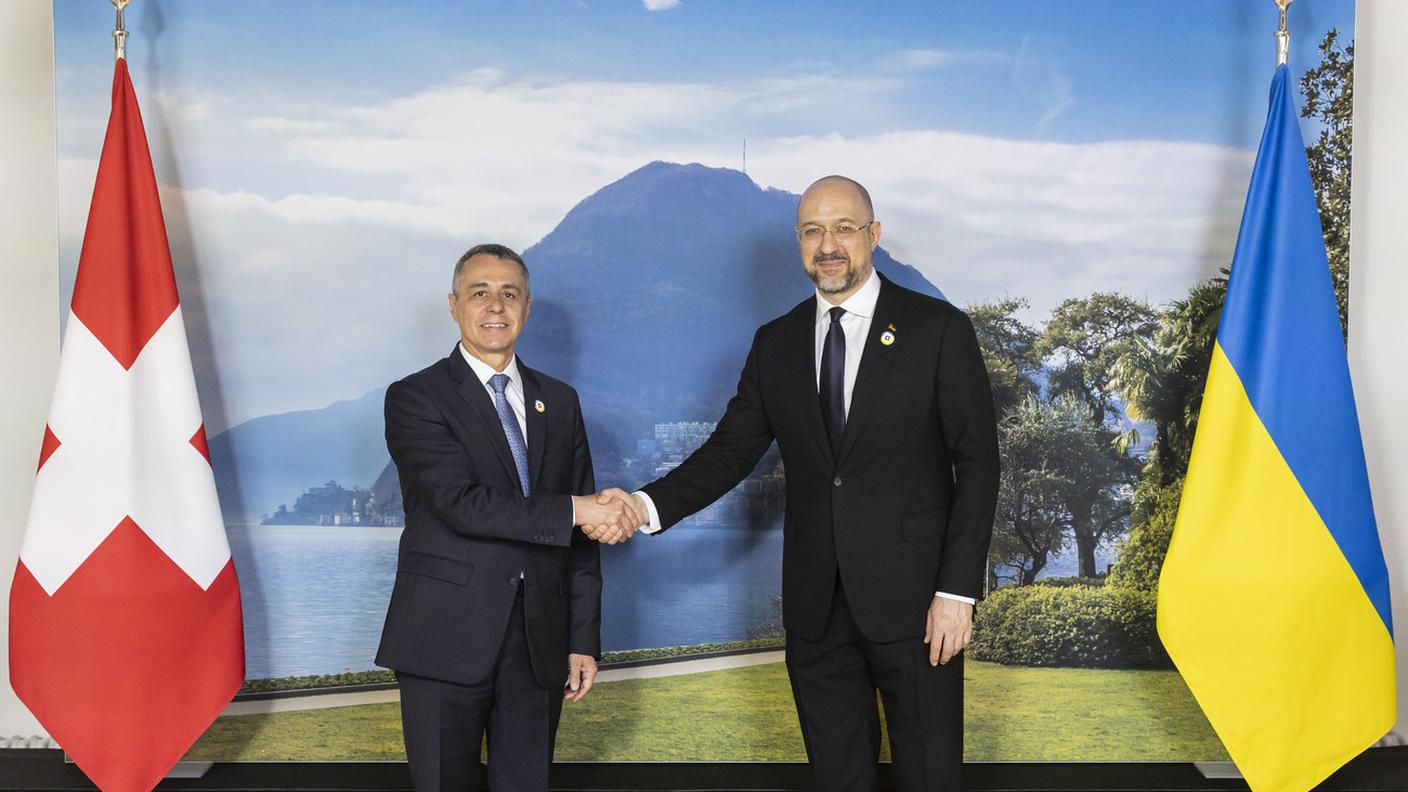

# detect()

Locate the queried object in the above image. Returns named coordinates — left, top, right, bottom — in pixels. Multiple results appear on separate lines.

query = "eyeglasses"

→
left=795, top=221, right=874, bottom=244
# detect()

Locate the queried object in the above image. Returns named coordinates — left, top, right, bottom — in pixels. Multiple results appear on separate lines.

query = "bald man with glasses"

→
left=598, top=176, right=999, bottom=792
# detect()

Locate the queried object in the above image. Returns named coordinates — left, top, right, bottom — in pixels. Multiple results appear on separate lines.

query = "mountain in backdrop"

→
left=210, top=162, right=945, bottom=519
left=517, top=162, right=941, bottom=457
left=209, top=386, right=389, bottom=522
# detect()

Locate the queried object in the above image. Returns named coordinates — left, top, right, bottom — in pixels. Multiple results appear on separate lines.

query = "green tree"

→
left=991, top=396, right=1138, bottom=583
left=968, top=298, right=1041, bottom=417
left=1107, top=477, right=1184, bottom=592
left=1061, top=422, right=1139, bottom=579
left=990, top=396, right=1076, bottom=586
left=1111, top=274, right=1226, bottom=485
left=1037, top=293, right=1158, bottom=428
left=1300, top=28, right=1353, bottom=335
left=1035, top=293, right=1154, bottom=576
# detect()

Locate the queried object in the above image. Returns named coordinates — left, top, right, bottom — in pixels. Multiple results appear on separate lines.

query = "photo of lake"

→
left=229, top=512, right=1112, bottom=680
left=228, top=519, right=787, bottom=679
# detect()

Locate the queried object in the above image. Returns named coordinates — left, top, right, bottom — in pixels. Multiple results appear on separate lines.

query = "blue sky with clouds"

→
left=51, top=0, right=1356, bottom=427
left=57, top=0, right=1354, bottom=146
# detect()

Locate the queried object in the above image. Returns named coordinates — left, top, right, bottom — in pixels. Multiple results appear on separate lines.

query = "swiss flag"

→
left=8, top=58, right=245, bottom=791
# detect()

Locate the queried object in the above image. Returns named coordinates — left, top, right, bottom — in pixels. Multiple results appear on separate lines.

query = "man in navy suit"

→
left=599, top=177, right=1000, bottom=792
left=377, top=244, right=639, bottom=791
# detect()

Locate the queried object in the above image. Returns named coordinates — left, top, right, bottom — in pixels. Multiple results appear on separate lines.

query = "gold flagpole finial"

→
left=111, top=0, right=130, bottom=62
left=1275, top=0, right=1293, bottom=67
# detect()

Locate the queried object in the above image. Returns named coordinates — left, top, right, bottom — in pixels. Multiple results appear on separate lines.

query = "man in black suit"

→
left=599, top=176, right=999, bottom=791
left=377, top=244, right=639, bottom=792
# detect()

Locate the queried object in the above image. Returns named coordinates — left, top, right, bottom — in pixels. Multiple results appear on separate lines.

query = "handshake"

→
left=571, top=487, right=649, bottom=545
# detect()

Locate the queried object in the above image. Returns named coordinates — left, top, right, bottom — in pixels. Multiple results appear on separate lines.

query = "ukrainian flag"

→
left=1157, top=65, right=1395, bottom=792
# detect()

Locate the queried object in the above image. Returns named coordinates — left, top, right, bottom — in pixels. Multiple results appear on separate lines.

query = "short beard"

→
left=808, top=257, right=866, bottom=294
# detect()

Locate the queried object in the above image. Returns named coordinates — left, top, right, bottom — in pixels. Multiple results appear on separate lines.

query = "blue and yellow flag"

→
left=1157, top=65, right=1395, bottom=792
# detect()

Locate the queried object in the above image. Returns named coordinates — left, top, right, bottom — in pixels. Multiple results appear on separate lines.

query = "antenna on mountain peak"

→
left=742, top=139, right=747, bottom=176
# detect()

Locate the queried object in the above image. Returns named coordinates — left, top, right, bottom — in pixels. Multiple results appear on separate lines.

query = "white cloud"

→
left=56, top=68, right=1255, bottom=425
left=886, top=48, right=1008, bottom=71
left=152, top=89, right=213, bottom=123
left=246, top=74, right=879, bottom=244
left=895, top=49, right=956, bottom=69
left=56, top=156, right=461, bottom=432
left=742, top=132, right=1251, bottom=319
left=642, top=0, right=681, bottom=10
left=245, top=117, right=344, bottom=135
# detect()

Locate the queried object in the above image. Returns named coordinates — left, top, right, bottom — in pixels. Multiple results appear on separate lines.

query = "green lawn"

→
left=187, top=661, right=1228, bottom=762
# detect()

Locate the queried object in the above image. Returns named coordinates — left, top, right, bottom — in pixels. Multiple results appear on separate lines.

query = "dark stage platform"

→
left=3, top=749, right=1407, bottom=791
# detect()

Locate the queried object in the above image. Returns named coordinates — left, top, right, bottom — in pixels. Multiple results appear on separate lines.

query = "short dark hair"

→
left=452, top=243, right=531, bottom=296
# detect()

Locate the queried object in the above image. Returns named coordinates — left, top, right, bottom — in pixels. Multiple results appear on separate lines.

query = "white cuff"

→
left=634, top=490, right=662, bottom=534
left=935, top=591, right=975, bottom=605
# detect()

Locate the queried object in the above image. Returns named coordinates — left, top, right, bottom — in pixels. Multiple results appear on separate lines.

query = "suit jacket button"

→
left=833, top=476, right=843, bottom=488
left=510, top=576, right=519, bottom=587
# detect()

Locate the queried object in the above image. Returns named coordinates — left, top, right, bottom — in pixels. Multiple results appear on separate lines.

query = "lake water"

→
left=227, top=519, right=785, bottom=679
left=228, top=520, right=1109, bottom=679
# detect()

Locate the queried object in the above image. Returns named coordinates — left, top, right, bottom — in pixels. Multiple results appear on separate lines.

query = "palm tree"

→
left=1111, top=274, right=1226, bottom=485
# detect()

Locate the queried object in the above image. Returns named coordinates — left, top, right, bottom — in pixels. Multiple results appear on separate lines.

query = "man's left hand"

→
left=923, top=597, right=973, bottom=667
left=565, top=653, right=598, bottom=702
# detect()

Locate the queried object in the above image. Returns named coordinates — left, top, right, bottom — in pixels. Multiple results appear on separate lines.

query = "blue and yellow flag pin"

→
left=534, top=399, right=546, bottom=413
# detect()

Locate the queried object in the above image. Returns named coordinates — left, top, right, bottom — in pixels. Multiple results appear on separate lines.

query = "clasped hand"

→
left=572, top=487, right=647, bottom=544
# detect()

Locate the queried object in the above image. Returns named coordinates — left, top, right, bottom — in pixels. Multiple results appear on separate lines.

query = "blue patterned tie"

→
left=489, top=373, right=531, bottom=497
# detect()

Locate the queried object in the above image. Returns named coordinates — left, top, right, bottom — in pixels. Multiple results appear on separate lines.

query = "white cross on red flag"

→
left=8, top=57, right=245, bottom=792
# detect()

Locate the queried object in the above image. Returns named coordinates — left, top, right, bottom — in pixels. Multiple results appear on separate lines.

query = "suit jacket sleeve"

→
left=567, top=394, right=602, bottom=657
left=384, top=378, right=575, bottom=547
left=641, top=328, right=776, bottom=531
left=934, top=311, right=1000, bottom=599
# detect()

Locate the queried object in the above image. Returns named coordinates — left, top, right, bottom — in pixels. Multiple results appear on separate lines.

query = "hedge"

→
left=970, top=582, right=1171, bottom=669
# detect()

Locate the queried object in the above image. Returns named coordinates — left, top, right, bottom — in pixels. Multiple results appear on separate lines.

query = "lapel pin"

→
left=880, top=330, right=896, bottom=346
left=534, top=399, right=546, bottom=413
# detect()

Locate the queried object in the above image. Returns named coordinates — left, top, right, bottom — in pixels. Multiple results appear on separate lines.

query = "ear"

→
left=523, top=295, right=533, bottom=322
left=447, top=292, right=457, bottom=316
left=869, top=220, right=883, bottom=251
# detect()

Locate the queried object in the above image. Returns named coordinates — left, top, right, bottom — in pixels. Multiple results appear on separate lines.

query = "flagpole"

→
left=1275, top=0, right=1293, bottom=67
left=111, top=0, right=130, bottom=62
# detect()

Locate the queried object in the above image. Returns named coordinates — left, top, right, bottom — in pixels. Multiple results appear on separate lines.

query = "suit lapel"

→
left=448, top=346, right=525, bottom=493
left=837, top=278, right=908, bottom=467
left=788, top=302, right=836, bottom=467
left=519, top=361, right=547, bottom=492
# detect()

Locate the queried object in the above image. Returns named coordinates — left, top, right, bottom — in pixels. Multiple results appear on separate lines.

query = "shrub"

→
left=970, top=582, right=1171, bottom=669
left=1031, top=576, right=1102, bottom=589
left=1107, top=478, right=1183, bottom=592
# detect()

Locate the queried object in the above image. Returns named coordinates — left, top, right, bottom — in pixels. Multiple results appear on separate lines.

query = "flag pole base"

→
left=1193, top=761, right=1242, bottom=779
left=166, top=761, right=213, bottom=779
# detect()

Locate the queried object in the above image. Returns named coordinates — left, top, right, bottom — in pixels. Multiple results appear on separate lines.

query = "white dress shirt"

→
left=633, top=272, right=972, bottom=606
left=460, top=345, right=575, bottom=553
left=459, top=344, right=528, bottom=444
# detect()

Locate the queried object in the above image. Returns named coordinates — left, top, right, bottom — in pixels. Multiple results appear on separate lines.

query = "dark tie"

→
left=819, top=306, right=846, bottom=459
left=489, top=373, right=531, bottom=497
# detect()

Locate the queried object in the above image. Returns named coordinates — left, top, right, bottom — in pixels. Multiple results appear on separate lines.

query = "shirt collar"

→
left=815, top=267, right=880, bottom=323
left=459, top=343, right=521, bottom=390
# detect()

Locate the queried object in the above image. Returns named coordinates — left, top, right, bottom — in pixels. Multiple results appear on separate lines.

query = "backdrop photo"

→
left=43, top=0, right=1362, bottom=765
